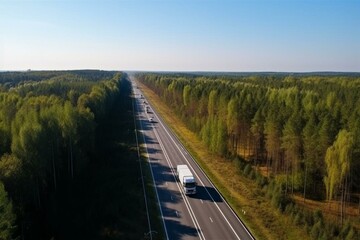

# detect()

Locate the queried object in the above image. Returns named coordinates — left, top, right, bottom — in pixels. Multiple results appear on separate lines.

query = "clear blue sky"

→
left=0, top=0, right=359, bottom=72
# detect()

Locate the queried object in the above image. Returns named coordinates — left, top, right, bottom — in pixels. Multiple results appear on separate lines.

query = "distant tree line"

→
left=137, top=72, right=360, bottom=239
left=0, top=70, right=122, bottom=239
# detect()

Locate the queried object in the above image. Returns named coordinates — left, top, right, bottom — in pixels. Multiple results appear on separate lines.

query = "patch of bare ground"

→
left=292, top=194, right=360, bottom=229
left=137, top=81, right=310, bottom=240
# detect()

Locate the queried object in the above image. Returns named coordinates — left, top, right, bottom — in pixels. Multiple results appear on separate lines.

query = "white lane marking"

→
left=209, top=217, right=213, bottom=223
left=152, top=125, right=206, bottom=240
left=140, top=84, right=253, bottom=239
left=154, top=110, right=244, bottom=240
left=136, top=97, right=169, bottom=240
left=131, top=88, right=152, bottom=239
left=200, top=199, right=204, bottom=204
left=175, top=211, right=179, bottom=217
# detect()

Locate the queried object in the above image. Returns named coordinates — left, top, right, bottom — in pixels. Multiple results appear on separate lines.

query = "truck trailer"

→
left=176, top=164, right=196, bottom=195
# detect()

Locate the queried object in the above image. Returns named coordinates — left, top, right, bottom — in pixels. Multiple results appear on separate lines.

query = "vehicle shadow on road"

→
left=188, top=185, right=223, bottom=203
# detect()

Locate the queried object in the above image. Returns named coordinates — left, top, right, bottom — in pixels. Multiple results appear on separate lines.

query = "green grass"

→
left=138, top=81, right=311, bottom=240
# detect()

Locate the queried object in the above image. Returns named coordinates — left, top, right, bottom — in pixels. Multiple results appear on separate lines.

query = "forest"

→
left=0, top=71, right=155, bottom=239
left=137, top=72, right=360, bottom=239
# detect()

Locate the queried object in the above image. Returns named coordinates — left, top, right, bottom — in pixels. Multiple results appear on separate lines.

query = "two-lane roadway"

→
left=131, top=78, right=254, bottom=240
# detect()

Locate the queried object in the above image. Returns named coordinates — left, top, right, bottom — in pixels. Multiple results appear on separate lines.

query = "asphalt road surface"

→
left=131, top=79, right=254, bottom=240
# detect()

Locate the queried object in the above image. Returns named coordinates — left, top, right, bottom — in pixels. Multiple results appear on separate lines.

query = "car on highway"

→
left=148, top=117, right=154, bottom=122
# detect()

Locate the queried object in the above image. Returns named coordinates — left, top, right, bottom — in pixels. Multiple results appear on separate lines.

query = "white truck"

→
left=176, top=164, right=196, bottom=195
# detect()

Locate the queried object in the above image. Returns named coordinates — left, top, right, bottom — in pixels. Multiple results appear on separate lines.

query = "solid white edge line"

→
left=135, top=92, right=169, bottom=240
left=155, top=112, right=242, bottom=240
left=137, top=81, right=254, bottom=240
left=148, top=94, right=255, bottom=240
left=131, top=88, right=152, bottom=239
left=152, top=123, right=206, bottom=240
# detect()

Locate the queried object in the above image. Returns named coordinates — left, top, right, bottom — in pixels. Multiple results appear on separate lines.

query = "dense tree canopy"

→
left=137, top=72, right=360, bottom=238
left=0, top=181, right=16, bottom=240
left=0, top=70, right=123, bottom=238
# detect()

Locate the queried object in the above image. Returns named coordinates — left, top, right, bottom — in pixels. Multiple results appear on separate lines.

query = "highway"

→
left=131, top=79, right=254, bottom=240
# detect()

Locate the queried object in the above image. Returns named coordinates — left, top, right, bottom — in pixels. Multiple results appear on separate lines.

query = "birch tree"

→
left=324, top=130, right=354, bottom=212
